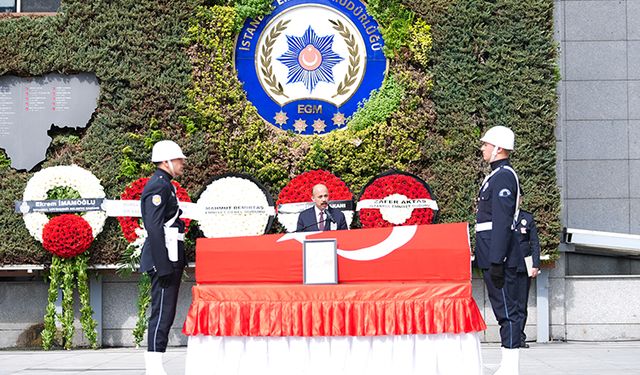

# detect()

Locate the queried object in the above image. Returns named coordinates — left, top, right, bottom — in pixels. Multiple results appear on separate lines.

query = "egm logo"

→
left=235, top=0, right=387, bottom=135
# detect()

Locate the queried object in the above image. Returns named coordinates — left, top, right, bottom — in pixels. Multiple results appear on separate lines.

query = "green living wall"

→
left=0, top=0, right=560, bottom=265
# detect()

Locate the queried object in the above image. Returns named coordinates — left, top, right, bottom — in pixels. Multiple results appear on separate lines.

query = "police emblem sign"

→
left=235, top=0, right=387, bottom=135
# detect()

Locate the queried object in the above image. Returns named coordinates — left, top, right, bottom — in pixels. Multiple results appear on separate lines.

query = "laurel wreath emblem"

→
left=329, top=19, right=360, bottom=98
left=260, top=19, right=290, bottom=99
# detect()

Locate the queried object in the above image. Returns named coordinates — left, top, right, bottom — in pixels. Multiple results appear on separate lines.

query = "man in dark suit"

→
left=140, top=140, right=187, bottom=375
left=296, top=183, right=348, bottom=232
left=514, top=192, right=541, bottom=348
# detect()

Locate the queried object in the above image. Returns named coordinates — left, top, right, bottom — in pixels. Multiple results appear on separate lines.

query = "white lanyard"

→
left=480, top=165, right=520, bottom=229
left=164, top=185, right=180, bottom=228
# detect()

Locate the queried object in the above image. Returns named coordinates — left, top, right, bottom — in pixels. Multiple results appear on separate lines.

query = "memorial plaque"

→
left=0, top=73, right=100, bottom=170
left=21, top=0, right=60, bottom=12
left=0, top=0, right=16, bottom=13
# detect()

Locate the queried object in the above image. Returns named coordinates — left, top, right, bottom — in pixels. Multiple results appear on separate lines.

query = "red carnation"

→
left=42, top=214, right=93, bottom=258
left=358, top=172, right=436, bottom=228
left=276, top=169, right=352, bottom=207
left=117, top=177, right=192, bottom=243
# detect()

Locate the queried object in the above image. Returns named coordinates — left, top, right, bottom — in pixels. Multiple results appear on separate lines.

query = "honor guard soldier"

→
left=140, top=140, right=187, bottom=375
left=514, top=191, right=541, bottom=348
left=475, top=126, right=523, bottom=375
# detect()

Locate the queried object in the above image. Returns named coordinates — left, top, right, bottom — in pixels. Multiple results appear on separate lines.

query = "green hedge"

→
left=0, top=0, right=559, bottom=265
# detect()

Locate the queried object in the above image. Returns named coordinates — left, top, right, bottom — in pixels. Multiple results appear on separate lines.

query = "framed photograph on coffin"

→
left=303, top=239, right=338, bottom=285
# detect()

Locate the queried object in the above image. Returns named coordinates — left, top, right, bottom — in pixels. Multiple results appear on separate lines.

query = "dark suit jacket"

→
left=296, top=206, right=348, bottom=232
left=514, top=210, right=541, bottom=273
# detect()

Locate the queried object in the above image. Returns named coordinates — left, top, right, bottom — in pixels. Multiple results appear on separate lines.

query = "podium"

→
left=183, top=223, right=486, bottom=375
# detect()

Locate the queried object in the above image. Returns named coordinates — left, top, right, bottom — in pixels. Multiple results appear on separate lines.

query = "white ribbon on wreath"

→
left=356, top=193, right=439, bottom=225
left=197, top=176, right=275, bottom=238
left=22, top=165, right=107, bottom=242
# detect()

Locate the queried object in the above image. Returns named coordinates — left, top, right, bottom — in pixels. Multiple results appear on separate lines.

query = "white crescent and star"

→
left=277, top=225, right=418, bottom=261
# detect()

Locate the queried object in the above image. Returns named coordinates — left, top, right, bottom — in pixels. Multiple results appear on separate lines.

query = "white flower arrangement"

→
left=379, top=193, right=413, bottom=225
left=197, top=176, right=275, bottom=238
left=22, top=165, right=107, bottom=242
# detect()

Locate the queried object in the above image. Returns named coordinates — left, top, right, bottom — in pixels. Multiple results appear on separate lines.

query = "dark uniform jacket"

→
left=475, top=159, right=523, bottom=269
left=296, top=206, right=348, bottom=232
left=514, top=210, right=541, bottom=273
left=140, top=169, right=186, bottom=276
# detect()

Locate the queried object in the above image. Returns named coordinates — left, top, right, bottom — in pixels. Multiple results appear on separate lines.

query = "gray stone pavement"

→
left=0, top=342, right=639, bottom=374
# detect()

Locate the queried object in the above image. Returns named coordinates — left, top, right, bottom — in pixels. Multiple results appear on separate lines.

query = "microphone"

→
left=297, top=217, right=329, bottom=232
left=324, top=206, right=336, bottom=223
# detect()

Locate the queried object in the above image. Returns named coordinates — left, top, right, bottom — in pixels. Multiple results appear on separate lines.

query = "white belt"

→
left=475, top=222, right=492, bottom=232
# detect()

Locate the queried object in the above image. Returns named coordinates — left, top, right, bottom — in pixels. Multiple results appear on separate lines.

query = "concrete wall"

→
left=557, top=0, right=640, bottom=233
left=0, top=278, right=48, bottom=348
left=0, top=272, right=194, bottom=349
left=101, top=273, right=194, bottom=347
left=552, top=0, right=640, bottom=341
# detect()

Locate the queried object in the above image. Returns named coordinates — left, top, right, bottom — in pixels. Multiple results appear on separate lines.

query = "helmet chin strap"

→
left=489, top=145, right=499, bottom=163
left=167, top=160, right=176, bottom=177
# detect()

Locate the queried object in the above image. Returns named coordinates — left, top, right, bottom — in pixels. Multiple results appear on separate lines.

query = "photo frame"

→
left=303, top=239, right=338, bottom=285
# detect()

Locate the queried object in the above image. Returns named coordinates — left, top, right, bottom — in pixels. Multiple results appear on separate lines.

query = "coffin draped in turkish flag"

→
left=195, top=222, right=472, bottom=283
left=184, top=223, right=486, bottom=337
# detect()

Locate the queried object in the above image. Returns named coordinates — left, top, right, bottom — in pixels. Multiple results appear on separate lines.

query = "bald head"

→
left=311, top=184, right=329, bottom=210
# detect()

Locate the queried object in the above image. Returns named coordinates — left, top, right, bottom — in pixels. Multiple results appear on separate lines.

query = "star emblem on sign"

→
left=277, top=26, right=344, bottom=93
left=274, top=111, right=289, bottom=126
left=332, top=112, right=346, bottom=127
left=293, top=119, right=307, bottom=133
left=312, top=119, right=327, bottom=133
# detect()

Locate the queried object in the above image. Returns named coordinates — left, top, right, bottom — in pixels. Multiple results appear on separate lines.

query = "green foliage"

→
left=348, top=75, right=406, bottom=131
left=408, top=18, right=432, bottom=68
left=46, top=186, right=81, bottom=200
left=0, top=150, right=10, bottom=170
left=430, top=0, right=560, bottom=259
left=119, top=146, right=140, bottom=180
left=61, top=257, right=75, bottom=350
left=133, top=273, right=151, bottom=347
left=42, top=256, right=62, bottom=350
left=366, top=0, right=415, bottom=57
left=0, top=0, right=198, bottom=265
left=0, top=0, right=560, bottom=267
left=42, top=254, right=98, bottom=349
left=183, top=4, right=436, bottom=200
left=76, top=254, right=98, bottom=349
left=232, top=0, right=273, bottom=32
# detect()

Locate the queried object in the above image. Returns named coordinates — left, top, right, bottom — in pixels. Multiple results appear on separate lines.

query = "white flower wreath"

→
left=22, top=165, right=107, bottom=242
left=197, top=176, right=275, bottom=238
left=379, top=193, right=414, bottom=225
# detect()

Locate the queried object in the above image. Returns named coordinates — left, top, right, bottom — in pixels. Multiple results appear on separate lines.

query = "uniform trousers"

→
left=147, top=267, right=182, bottom=352
left=483, top=266, right=522, bottom=349
left=516, top=271, right=532, bottom=344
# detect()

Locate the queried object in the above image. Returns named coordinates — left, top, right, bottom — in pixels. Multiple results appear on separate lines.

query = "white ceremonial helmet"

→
left=151, top=140, right=187, bottom=162
left=480, top=126, right=515, bottom=151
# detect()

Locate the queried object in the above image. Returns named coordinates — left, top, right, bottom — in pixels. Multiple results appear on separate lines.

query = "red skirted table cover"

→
left=183, top=223, right=486, bottom=337
left=183, top=282, right=485, bottom=337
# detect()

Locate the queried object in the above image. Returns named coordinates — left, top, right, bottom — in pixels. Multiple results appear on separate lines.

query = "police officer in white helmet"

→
left=140, top=140, right=187, bottom=375
left=475, top=126, right=524, bottom=375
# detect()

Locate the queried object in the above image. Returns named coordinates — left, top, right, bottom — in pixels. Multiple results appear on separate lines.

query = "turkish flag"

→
left=195, top=223, right=471, bottom=283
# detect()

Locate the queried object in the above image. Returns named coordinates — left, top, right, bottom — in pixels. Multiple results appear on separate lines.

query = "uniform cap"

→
left=151, top=140, right=187, bottom=162
left=480, top=126, right=515, bottom=150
